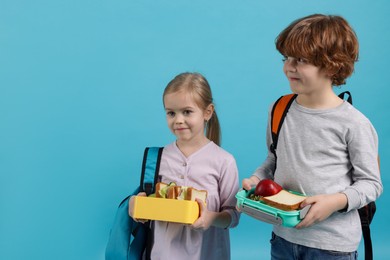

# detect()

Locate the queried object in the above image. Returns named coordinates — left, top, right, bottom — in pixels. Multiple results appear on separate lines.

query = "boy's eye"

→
left=297, top=58, right=308, bottom=64
left=282, top=56, right=308, bottom=64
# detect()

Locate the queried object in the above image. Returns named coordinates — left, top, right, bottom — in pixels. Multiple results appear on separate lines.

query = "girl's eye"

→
left=166, top=111, right=175, bottom=117
left=282, top=56, right=288, bottom=63
left=183, top=110, right=192, bottom=115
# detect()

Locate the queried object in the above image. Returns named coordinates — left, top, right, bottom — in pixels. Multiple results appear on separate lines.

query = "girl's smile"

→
left=164, top=90, right=211, bottom=147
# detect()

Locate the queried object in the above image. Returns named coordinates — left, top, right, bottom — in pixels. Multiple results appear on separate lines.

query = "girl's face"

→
left=283, top=56, right=332, bottom=95
left=164, top=90, right=212, bottom=145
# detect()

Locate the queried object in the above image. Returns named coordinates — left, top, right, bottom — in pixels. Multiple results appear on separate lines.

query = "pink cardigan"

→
left=151, top=141, right=240, bottom=260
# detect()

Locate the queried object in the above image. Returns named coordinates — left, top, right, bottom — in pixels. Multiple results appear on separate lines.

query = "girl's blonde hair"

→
left=163, top=72, right=221, bottom=146
left=276, top=14, right=359, bottom=86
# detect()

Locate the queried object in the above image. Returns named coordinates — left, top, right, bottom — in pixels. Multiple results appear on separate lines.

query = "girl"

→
left=129, top=72, right=240, bottom=260
left=242, top=14, right=383, bottom=259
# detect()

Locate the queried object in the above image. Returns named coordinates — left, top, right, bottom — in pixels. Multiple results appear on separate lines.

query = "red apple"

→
left=254, top=179, right=282, bottom=197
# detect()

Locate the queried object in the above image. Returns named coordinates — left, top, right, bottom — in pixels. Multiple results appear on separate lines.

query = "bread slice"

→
left=186, top=187, right=207, bottom=204
left=155, top=182, right=168, bottom=198
left=260, top=190, right=306, bottom=211
left=154, top=182, right=208, bottom=203
left=167, top=186, right=182, bottom=199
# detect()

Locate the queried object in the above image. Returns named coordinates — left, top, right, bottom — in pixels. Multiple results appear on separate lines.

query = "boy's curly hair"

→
left=276, top=14, right=359, bottom=86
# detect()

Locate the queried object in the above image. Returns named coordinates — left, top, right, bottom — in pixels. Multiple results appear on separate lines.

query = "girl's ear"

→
left=204, top=104, right=214, bottom=121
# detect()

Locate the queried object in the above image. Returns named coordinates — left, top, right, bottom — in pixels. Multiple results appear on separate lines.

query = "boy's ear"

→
left=204, top=104, right=214, bottom=121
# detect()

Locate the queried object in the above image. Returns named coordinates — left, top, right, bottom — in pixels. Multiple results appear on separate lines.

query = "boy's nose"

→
left=284, top=59, right=297, bottom=72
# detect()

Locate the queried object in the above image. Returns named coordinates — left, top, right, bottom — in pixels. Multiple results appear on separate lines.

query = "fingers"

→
left=296, top=196, right=331, bottom=229
left=295, top=210, right=316, bottom=229
left=195, top=198, right=206, bottom=212
left=191, top=199, right=208, bottom=231
left=134, top=218, right=148, bottom=224
left=190, top=217, right=206, bottom=231
left=296, top=198, right=315, bottom=229
left=299, top=198, right=311, bottom=208
left=242, top=179, right=254, bottom=190
left=129, top=193, right=147, bottom=220
left=190, top=215, right=203, bottom=230
left=128, top=196, right=135, bottom=217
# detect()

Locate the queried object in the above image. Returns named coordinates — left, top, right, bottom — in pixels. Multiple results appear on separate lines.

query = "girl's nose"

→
left=174, top=115, right=184, bottom=124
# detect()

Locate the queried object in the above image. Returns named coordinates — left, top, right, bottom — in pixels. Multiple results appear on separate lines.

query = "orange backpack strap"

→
left=270, top=94, right=297, bottom=155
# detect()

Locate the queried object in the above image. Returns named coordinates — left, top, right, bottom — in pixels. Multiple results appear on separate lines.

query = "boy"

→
left=242, top=14, right=383, bottom=259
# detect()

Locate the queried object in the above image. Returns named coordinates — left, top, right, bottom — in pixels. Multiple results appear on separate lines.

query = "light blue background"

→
left=1, top=0, right=389, bottom=259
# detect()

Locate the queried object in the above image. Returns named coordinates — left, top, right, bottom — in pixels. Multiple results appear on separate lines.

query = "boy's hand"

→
left=295, top=193, right=348, bottom=229
left=128, top=192, right=148, bottom=223
left=242, top=176, right=260, bottom=191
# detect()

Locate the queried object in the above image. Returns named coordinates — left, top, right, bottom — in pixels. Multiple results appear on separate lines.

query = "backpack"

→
left=270, top=92, right=377, bottom=260
left=105, top=147, right=164, bottom=260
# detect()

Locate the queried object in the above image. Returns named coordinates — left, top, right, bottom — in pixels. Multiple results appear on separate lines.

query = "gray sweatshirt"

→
left=253, top=100, right=383, bottom=252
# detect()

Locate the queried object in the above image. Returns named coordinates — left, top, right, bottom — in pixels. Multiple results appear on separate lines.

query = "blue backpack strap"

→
left=105, top=147, right=164, bottom=260
left=106, top=189, right=143, bottom=260
left=139, top=147, right=163, bottom=260
left=140, top=147, right=164, bottom=196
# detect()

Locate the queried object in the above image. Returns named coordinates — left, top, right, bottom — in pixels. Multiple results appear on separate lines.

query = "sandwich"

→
left=154, top=182, right=208, bottom=204
left=259, top=190, right=306, bottom=211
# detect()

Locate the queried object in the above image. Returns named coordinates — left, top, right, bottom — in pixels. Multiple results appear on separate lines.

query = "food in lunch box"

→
left=259, top=190, right=306, bottom=211
left=254, top=179, right=283, bottom=197
left=250, top=179, right=306, bottom=211
left=154, top=182, right=208, bottom=204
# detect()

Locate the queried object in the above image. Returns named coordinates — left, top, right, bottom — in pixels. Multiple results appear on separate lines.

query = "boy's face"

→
left=283, top=57, right=332, bottom=95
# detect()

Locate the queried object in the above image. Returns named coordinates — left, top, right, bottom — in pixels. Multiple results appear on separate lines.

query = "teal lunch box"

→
left=235, top=188, right=310, bottom=228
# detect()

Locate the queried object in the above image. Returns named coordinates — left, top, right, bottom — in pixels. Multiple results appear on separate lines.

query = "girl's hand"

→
left=295, top=193, right=348, bottom=229
left=191, top=198, right=214, bottom=231
left=191, top=199, right=232, bottom=230
left=128, top=192, right=148, bottom=223
left=242, top=176, right=260, bottom=191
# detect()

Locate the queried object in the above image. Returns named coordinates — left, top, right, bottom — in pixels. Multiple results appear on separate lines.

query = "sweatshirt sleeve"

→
left=343, top=118, right=383, bottom=211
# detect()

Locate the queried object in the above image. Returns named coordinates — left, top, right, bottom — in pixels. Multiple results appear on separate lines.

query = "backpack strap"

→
left=270, top=91, right=352, bottom=156
left=139, top=147, right=164, bottom=196
left=338, top=90, right=353, bottom=104
left=139, top=147, right=163, bottom=260
left=105, top=147, right=164, bottom=260
left=359, top=202, right=376, bottom=260
left=339, top=91, right=379, bottom=260
left=270, top=93, right=297, bottom=157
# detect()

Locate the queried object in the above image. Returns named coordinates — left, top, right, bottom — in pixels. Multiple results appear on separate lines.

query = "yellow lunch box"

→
left=133, top=196, right=200, bottom=224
